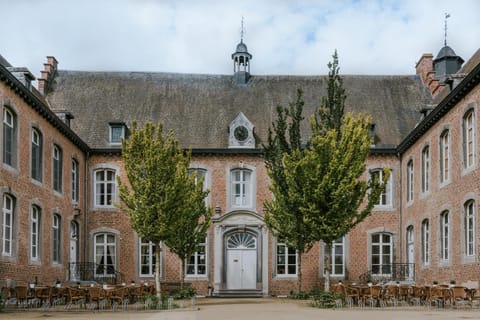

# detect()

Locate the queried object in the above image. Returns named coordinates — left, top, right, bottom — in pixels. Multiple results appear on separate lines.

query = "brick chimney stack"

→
left=415, top=53, right=445, bottom=97
left=38, top=56, right=58, bottom=95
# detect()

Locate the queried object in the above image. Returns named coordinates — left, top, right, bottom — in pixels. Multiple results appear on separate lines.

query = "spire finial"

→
left=444, top=13, right=450, bottom=46
left=240, top=16, right=245, bottom=43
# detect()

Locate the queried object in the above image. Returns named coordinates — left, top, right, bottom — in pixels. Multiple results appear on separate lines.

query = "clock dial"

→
left=234, top=125, right=249, bottom=142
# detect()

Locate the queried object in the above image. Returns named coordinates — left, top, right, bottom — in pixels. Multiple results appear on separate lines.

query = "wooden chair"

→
left=383, top=285, right=399, bottom=307
left=345, top=286, right=360, bottom=308
left=15, top=286, right=36, bottom=308
left=451, top=286, right=470, bottom=307
left=66, top=287, right=86, bottom=310
left=109, top=286, right=129, bottom=310
left=87, top=286, right=106, bottom=310
left=363, top=285, right=385, bottom=308
left=410, top=286, right=426, bottom=306
left=35, top=286, right=51, bottom=307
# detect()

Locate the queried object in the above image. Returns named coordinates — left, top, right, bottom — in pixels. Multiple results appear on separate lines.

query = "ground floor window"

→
left=324, top=237, right=345, bottom=276
left=95, top=233, right=116, bottom=277
left=276, top=241, right=297, bottom=276
left=139, top=239, right=158, bottom=277
left=186, top=240, right=207, bottom=276
left=371, top=233, right=392, bottom=275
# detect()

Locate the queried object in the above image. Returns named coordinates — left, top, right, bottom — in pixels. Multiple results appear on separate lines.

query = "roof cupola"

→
left=231, top=18, right=252, bottom=85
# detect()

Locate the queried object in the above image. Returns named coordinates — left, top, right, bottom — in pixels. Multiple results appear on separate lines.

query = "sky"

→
left=2, top=0, right=480, bottom=80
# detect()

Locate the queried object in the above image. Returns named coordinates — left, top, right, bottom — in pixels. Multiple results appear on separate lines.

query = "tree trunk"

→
left=180, top=258, right=185, bottom=290
left=297, top=252, right=302, bottom=293
left=324, top=243, right=331, bottom=292
left=155, top=242, right=162, bottom=299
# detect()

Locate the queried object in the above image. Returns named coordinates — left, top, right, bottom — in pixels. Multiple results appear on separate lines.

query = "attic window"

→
left=109, top=122, right=126, bottom=145
left=369, top=124, right=376, bottom=146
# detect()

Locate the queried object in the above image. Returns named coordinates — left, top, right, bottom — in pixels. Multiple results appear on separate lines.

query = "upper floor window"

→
left=3, top=107, right=17, bottom=167
left=2, top=194, right=14, bottom=256
left=276, top=241, right=297, bottom=276
left=52, top=145, right=63, bottom=192
left=71, top=159, right=79, bottom=202
left=31, top=205, right=41, bottom=261
left=421, top=219, right=429, bottom=265
left=324, top=237, right=345, bottom=277
left=230, top=169, right=252, bottom=208
left=31, top=128, right=43, bottom=182
left=139, top=239, right=158, bottom=277
left=94, top=169, right=116, bottom=207
left=440, top=130, right=450, bottom=184
left=440, top=210, right=450, bottom=261
left=52, top=214, right=61, bottom=263
left=186, top=239, right=207, bottom=276
left=421, top=146, right=430, bottom=193
left=370, top=169, right=392, bottom=208
left=464, top=200, right=476, bottom=257
left=463, top=110, right=475, bottom=169
left=406, top=160, right=414, bottom=203
left=109, top=123, right=126, bottom=145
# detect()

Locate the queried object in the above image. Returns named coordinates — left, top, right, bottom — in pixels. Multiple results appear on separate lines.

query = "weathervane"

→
left=444, top=13, right=450, bottom=46
left=240, top=16, right=245, bottom=43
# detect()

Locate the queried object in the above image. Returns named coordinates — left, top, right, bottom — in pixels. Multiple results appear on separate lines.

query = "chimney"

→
left=415, top=53, right=445, bottom=97
left=38, top=56, right=58, bottom=95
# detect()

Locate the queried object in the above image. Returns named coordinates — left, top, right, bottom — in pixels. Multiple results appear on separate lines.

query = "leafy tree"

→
left=118, top=121, right=211, bottom=298
left=263, top=88, right=316, bottom=293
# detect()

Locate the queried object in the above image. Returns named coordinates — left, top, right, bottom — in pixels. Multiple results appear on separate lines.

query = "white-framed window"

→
left=186, top=240, right=207, bottom=276
left=370, top=169, right=392, bottom=207
left=139, top=239, right=158, bottom=277
left=189, top=168, right=208, bottom=205
left=109, top=124, right=125, bottom=144
left=276, top=241, right=297, bottom=276
left=421, top=146, right=430, bottom=193
left=94, top=169, right=116, bottom=207
left=440, top=130, right=450, bottom=183
left=440, top=211, right=450, bottom=261
left=71, top=159, right=79, bottom=202
left=406, top=160, right=414, bottom=203
left=31, top=205, right=41, bottom=261
left=53, top=145, right=63, bottom=192
left=230, top=168, right=252, bottom=208
left=31, top=128, right=43, bottom=181
left=463, top=110, right=475, bottom=169
left=421, top=219, right=429, bottom=265
left=324, top=237, right=345, bottom=276
left=464, top=201, right=476, bottom=257
left=2, top=194, right=14, bottom=256
left=52, top=214, right=61, bottom=263
left=3, top=107, right=16, bottom=167
left=95, top=233, right=116, bottom=277
left=371, top=233, right=392, bottom=276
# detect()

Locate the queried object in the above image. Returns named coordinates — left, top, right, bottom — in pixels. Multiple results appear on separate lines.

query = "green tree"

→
left=118, top=121, right=211, bottom=298
left=263, top=88, right=316, bottom=293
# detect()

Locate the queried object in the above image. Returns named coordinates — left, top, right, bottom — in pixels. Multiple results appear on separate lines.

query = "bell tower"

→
left=232, top=18, right=252, bottom=85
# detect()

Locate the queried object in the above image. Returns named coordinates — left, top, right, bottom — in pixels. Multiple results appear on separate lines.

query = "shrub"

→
left=289, top=290, right=309, bottom=300
left=310, top=290, right=342, bottom=309
left=170, top=287, right=197, bottom=299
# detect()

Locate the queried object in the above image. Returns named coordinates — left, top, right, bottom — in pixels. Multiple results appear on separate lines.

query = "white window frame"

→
left=52, top=145, right=63, bottom=192
left=3, top=107, right=15, bottom=167
left=52, top=214, right=61, bottom=263
left=421, top=146, right=430, bottom=193
left=31, top=206, right=40, bottom=261
left=324, top=237, right=345, bottom=277
left=276, top=241, right=297, bottom=276
left=31, top=128, right=43, bottom=182
left=230, top=168, right=252, bottom=208
left=370, top=169, right=392, bottom=208
left=2, top=194, right=13, bottom=256
left=440, top=130, right=450, bottom=184
left=94, top=169, right=117, bottom=207
left=186, top=240, right=207, bottom=277
left=71, top=159, right=79, bottom=202
left=464, top=201, right=476, bottom=257
left=421, top=219, right=429, bottom=265
left=440, top=211, right=450, bottom=261
left=109, top=125, right=125, bottom=145
left=94, top=233, right=116, bottom=277
left=406, top=160, right=414, bottom=203
left=371, top=233, right=392, bottom=276
left=139, top=239, right=159, bottom=277
left=463, top=110, right=475, bottom=169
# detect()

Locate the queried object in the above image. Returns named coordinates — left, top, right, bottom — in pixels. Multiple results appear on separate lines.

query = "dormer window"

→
left=228, top=112, right=254, bottom=148
left=109, top=122, right=126, bottom=145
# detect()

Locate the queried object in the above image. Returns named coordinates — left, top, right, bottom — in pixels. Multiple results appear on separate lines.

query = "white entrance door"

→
left=226, top=233, right=257, bottom=289
left=69, top=221, right=79, bottom=281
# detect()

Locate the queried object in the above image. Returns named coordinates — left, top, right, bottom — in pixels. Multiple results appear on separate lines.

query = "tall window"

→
left=371, top=233, right=392, bottom=275
left=421, top=219, right=429, bottom=265
left=31, top=206, right=41, bottom=261
left=189, top=168, right=207, bottom=204
left=2, top=194, right=14, bottom=256
left=421, top=146, right=430, bottom=193
left=52, top=214, right=61, bottom=263
left=186, top=240, right=207, bottom=276
left=276, top=241, right=297, bottom=276
left=464, top=201, right=476, bottom=257
left=94, top=169, right=116, bottom=207
left=31, top=128, right=43, bottom=181
left=406, top=160, right=414, bottom=203
left=95, top=233, right=116, bottom=277
left=53, top=145, right=63, bottom=192
left=370, top=169, right=392, bottom=207
left=71, top=159, right=79, bottom=202
left=3, top=107, right=16, bottom=166
left=440, top=130, right=450, bottom=183
left=139, top=239, right=157, bottom=277
left=324, top=237, right=345, bottom=276
left=440, top=211, right=450, bottom=261
left=231, top=169, right=252, bottom=208
left=463, top=110, right=475, bottom=169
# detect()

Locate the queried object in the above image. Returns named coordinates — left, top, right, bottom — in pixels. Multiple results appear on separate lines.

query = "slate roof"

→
left=45, top=70, right=432, bottom=151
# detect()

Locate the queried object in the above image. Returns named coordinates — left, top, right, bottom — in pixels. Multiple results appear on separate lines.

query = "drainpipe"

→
left=83, top=151, right=89, bottom=266
left=397, top=151, right=403, bottom=265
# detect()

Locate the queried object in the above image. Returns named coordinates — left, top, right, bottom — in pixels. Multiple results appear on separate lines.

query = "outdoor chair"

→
left=398, top=286, right=411, bottom=306
left=14, top=286, right=36, bottom=308
left=65, top=287, right=86, bottom=310
left=383, top=285, right=399, bottom=307
left=410, top=286, right=426, bottom=306
left=87, top=286, right=106, bottom=310
left=345, top=286, right=360, bottom=308
left=451, top=286, right=470, bottom=308
left=363, top=285, right=385, bottom=308
left=109, top=286, right=129, bottom=310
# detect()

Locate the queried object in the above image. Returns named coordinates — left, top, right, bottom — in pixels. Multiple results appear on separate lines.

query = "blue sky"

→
left=2, top=0, right=479, bottom=80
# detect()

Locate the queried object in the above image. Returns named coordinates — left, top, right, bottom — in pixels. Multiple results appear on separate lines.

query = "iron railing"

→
left=359, top=263, right=415, bottom=283
left=68, top=262, right=125, bottom=285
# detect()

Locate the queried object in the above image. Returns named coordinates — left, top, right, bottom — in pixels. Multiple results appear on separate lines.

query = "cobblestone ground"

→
left=2, top=298, right=480, bottom=320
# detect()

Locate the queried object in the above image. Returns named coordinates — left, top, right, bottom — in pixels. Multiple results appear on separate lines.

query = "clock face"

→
left=234, top=125, right=249, bottom=142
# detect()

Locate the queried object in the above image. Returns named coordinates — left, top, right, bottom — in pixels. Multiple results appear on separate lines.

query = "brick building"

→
left=1, top=38, right=479, bottom=296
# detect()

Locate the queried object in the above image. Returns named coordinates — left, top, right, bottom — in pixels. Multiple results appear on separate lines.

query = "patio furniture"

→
left=451, top=286, right=470, bottom=307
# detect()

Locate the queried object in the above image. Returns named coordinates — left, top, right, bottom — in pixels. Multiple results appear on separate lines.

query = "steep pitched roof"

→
left=45, top=70, right=432, bottom=151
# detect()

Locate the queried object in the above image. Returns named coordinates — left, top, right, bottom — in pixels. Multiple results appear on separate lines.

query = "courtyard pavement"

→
left=2, top=297, right=480, bottom=320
